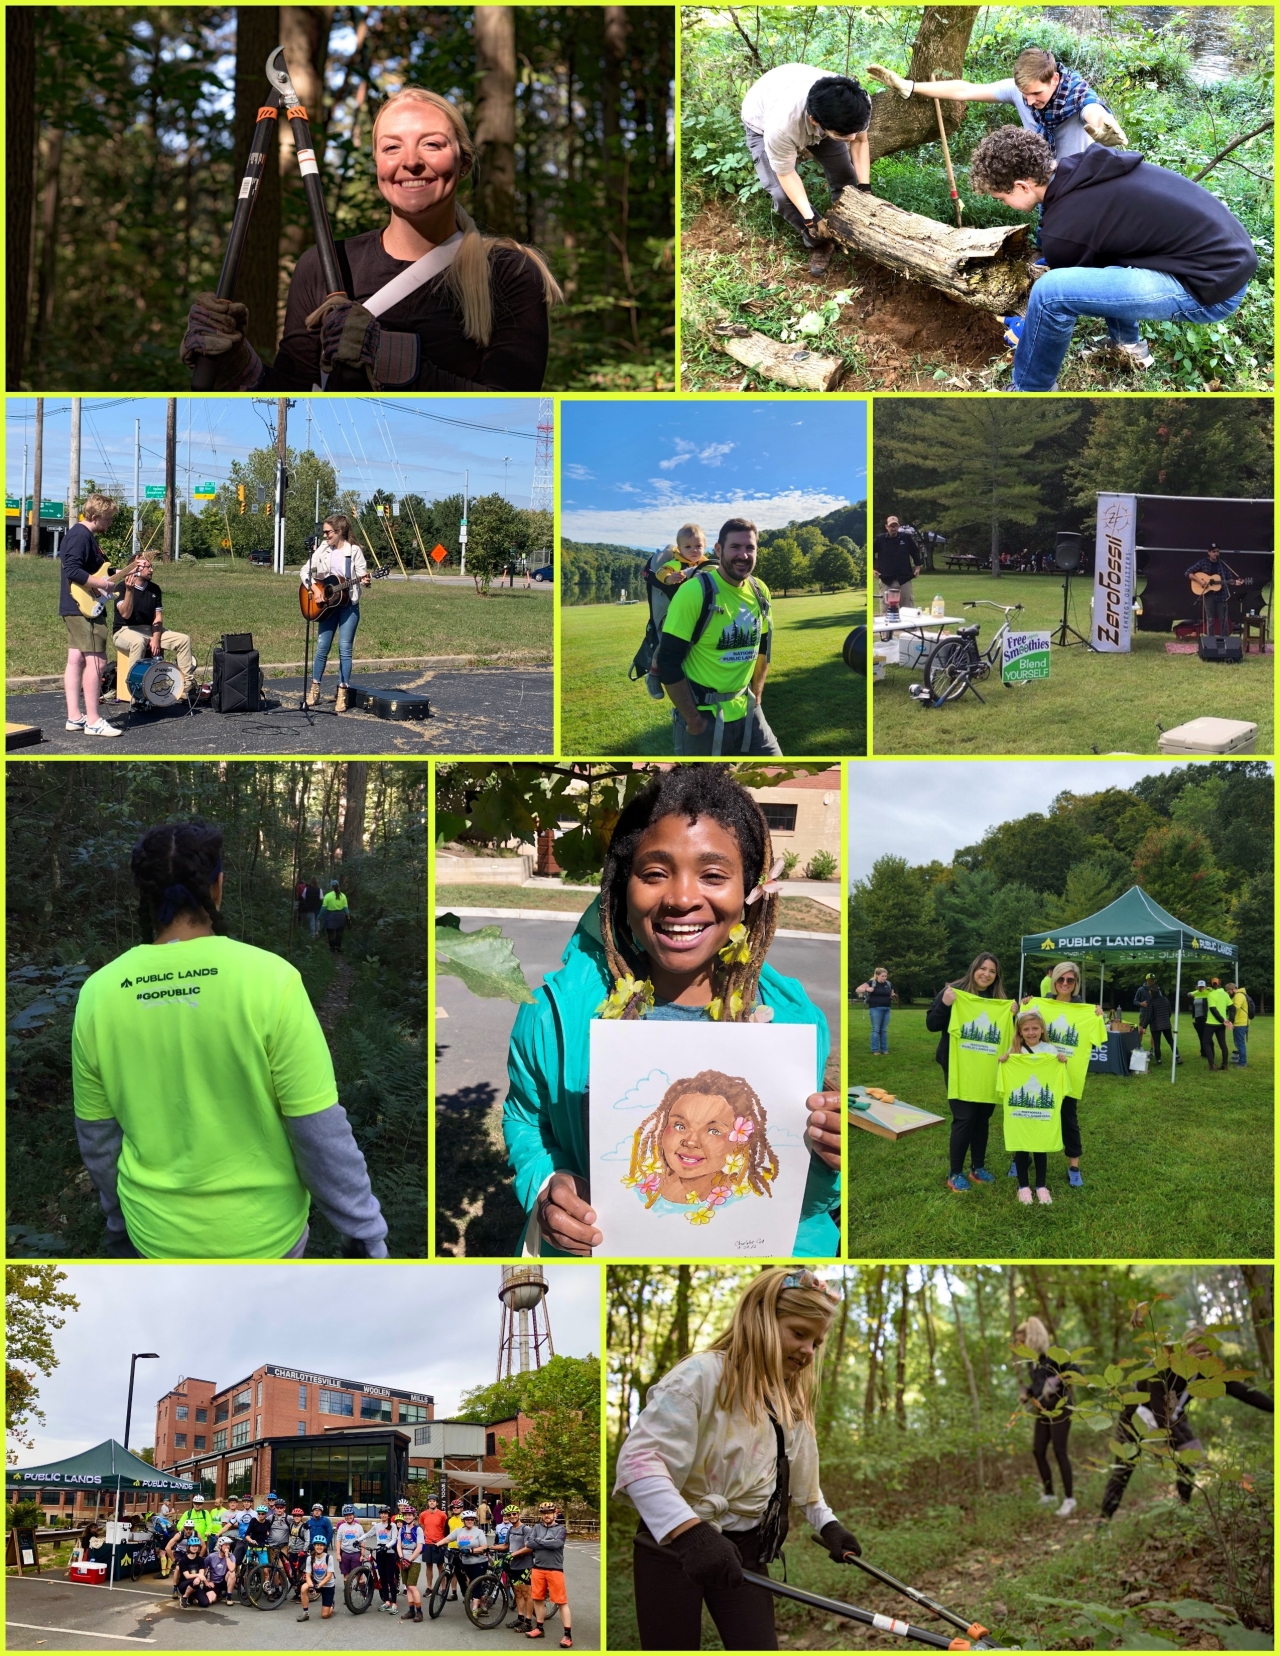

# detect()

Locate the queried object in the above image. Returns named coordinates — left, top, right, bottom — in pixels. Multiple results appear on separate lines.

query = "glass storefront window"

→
left=200, top=1466, right=218, bottom=1497
left=273, top=1442, right=393, bottom=1513
left=225, top=1457, right=253, bottom=1498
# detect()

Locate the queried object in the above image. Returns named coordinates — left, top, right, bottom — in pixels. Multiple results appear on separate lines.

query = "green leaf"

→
left=1185, top=1378, right=1227, bottom=1399
left=1141, top=1601, right=1233, bottom=1623
left=1111, top=1635, right=1179, bottom=1650
left=434, top=811, right=470, bottom=847
left=8, top=997, right=60, bottom=1031
left=1047, top=1345, right=1071, bottom=1364
left=1219, top=1630, right=1275, bottom=1649
left=795, top=311, right=826, bottom=336
left=1105, top=1363, right=1125, bottom=1384
left=1120, top=1392, right=1151, bottom=1404
left=435, top=919, right=535, bottom=1004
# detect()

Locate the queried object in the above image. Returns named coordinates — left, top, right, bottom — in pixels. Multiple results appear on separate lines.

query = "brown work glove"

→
left=1082, top=104, right=1128, bottom=147
left=866, top=63, right=914, bottom=98
left=180, top=294, right=262, bottom=388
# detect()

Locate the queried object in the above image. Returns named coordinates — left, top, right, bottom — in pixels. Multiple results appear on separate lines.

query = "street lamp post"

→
left=117, top=1353, right=159, bottom=1523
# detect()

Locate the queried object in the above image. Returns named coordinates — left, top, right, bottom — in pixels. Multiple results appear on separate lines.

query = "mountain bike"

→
left=910, top=601, right=1025, bottom=707
left=343, top=1555, right=379, bottom=1614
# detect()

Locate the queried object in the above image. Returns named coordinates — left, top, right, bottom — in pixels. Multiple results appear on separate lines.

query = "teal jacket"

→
left=503, top=901, right=839, bottom=1256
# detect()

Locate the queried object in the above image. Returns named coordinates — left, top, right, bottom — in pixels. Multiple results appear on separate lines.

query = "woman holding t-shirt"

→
left=72, top=821, right=387, bottom=1258
left=925, top=951, right=1007, bottom=1194
left=1020, top=959, right=1105, bottom=1187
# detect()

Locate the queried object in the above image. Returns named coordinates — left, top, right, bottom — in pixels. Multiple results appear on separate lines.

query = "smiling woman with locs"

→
left=502, top=765, right=842, bottom=1257
left=181, top=87, right=562, bottom=392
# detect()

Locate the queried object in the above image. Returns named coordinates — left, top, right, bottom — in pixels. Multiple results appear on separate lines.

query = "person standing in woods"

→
left=615, top=1269, right=860, bottom=1651
left=182, top=89, right=562, bottom=392
left=71, top=822, right=388, bottom=1259
left=740, top=65, right=873, bottom=275
left=321, top=879, right=351, bottom=953
left=1015, top=1315, right=1079, bottom=1518
left=300, top=876, right=324, bottom=940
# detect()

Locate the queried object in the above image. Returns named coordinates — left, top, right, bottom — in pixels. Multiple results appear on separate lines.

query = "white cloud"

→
left=563, top=490, right=853, bottom=550
left=658, top=441, right=698, bottom=472
left=698, top=442, right=734, bottom=466
left=564, top=463, right=595, bottom=481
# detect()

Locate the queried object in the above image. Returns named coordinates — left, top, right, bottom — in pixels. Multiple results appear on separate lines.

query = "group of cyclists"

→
left=144, top=1489, right=573, bottom=1642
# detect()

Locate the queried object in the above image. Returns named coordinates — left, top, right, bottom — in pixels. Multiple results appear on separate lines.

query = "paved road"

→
left=5, top=1541, right=600, bottom=1650
left=7, top=670, right=552, bottom=756
left=435, top=915, right=841, bottom=1114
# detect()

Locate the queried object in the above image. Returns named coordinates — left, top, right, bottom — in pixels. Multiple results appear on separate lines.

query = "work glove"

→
left=307, top=296, right=421, bottom=389
left=804, top=215, right=832, bottom=241
left=819, top=1520, right=862, bottom=1561
left=1082, top=104, right=1128, bottom=147
left=866, top=63, right=914, bottom=99
left=180, top=294, right=263, bottom=389
left=665, top=1524, right=745, bottom=1593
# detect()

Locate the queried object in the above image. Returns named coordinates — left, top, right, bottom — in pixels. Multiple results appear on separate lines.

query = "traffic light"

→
left=237, top=484, right=246, bottom=515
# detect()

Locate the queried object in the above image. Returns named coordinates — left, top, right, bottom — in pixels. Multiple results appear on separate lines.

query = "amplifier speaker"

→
left=212, top=648, right=264, bottom=710
left=1198, top=634, right=1244, bottom=663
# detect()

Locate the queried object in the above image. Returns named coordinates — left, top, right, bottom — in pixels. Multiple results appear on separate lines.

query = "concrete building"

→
left=747, top=768, right=841, bottom=879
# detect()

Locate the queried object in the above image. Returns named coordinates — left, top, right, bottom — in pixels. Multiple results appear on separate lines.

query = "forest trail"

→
left=316, top=955, right=353, bottom=1044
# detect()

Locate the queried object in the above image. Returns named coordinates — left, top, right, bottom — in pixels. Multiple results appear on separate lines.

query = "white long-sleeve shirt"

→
left=614, top=1350, right=836, bottom=1542
left=300, top=541, right=368, bottom=605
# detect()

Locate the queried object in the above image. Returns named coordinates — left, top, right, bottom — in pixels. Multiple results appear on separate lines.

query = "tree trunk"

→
left=713, top=326, right=845, bottom=391
left=339, top=762, right=368, bottom=864
left=600, top=7, right=629, bottom=332
left=31, top=127, right=64, bottom=373
left=1240, top=1266, right=1274, bottom=1380
left=234, top=6, right=284, bottom=355
left=824, top=187, right=1032, bottom=314
left=944, top=1269, right=984, bottom=1489
left=922, top=1266, right=938, bottom=1386
left=973, top=1268, right=991, bottom=1393
left=894, top=1267, right=910, bottom=1429
left=473, top=6, right=517, bottom=236
left=7, top=6, right=36, bottom=387
left=868, top=8, right=981, bottom=163
left=864, top=1265, right=887, bottom=1420
left=819, top=1281, right=852, bottom=1446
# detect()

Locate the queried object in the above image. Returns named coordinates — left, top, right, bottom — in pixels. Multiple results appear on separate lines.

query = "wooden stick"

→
left=935, top=100, right=963, bottom=227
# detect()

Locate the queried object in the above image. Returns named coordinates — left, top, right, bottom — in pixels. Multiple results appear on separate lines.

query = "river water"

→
left=1043, top=6, right=1266, bottom=85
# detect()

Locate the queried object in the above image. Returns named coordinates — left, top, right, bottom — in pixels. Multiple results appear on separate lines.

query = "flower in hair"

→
left=728, top=1116, right=754, bottom=1144
left=745, top=857, right=786, bottom=907
left=706, top=1182, right=732, bottom=1208
left=723, top=1152, right=746, bottom=1177
left=597, top=974, right=655, bottom=1020
left=717, top=923, right=752, bottom=966
left=635, top=1171, right=662, bottom=1197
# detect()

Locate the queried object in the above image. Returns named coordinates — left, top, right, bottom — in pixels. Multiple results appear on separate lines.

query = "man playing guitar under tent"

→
left=113, top=554, right=196, bottom=699
left=59, top=492, right=122, bottom=738
left=299, top=513, right=370, bottom=713
left=1184, top=543, right=1245, bottom=637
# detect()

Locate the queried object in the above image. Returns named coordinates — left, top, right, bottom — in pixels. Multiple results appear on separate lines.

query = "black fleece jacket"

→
left=1040, top=149, right=1258, bottom=306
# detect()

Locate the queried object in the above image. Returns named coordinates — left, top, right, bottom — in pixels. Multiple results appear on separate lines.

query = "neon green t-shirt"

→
left=1206, top=987, right=1232, bottom=1024
left=1039, top=975, right=1054, bottom=997
left=662, top=568, right=771, bottom=720
left=321, top=891, right=349, bottom=913
left=1025, top=998, right=1108, bottom=1097
left=72, top=936, right=337, bottom=1258
left=947, top=990, right=1015, bottom=1105
left=998, top=1048, right=1068, bottom=1153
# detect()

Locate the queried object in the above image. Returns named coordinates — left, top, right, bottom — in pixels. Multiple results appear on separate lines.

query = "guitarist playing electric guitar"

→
left=299, top=513, right=370, bottom=713
left=59, top=492, right=123, bottom=738
left=1185, top=543, right=1246, bottom=638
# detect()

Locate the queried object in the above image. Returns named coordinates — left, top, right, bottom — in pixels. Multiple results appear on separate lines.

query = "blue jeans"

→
left=869, top=1006, right=891, bottom=1053
left=1012, top=268, right=1249, bottom=391
left=312, top=600, right=360, bottom=684
left=1233, top=1026, right=1248, bottom=1065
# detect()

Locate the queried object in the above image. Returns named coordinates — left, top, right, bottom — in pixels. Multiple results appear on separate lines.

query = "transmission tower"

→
left=530, top=397, right=554, bottom=515
left=497, top=1266, right=555, bottom=1379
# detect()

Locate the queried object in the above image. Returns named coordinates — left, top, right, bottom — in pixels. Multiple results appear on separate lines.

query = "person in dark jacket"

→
left=1015, top=1316, right=1080, bottom=1517
left=872, top=517, right=923, bottom=610
left=968, top=127, right=1257, bottom=391
left=1100, top=1324, right=1272, bottom=1519
left=854, top=966, right=896, bottom=1055
left=925, top=951, right=1006, bottom=1193
left=60, top=493, right=123, bottom=739
left=300, top=877, right=324, bottom=941
left=1139, top=985, right=1174, bottom=1064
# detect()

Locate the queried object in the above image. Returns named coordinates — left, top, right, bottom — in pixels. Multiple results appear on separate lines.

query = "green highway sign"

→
left=144, top=485, right=167, bottom=500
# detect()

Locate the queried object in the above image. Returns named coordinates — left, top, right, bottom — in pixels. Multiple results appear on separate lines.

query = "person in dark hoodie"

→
left=968, top=126, right=1257, bottom=391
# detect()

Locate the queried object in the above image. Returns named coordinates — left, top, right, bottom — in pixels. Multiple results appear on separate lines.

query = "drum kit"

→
left=125, top=657, right=188, bottom=709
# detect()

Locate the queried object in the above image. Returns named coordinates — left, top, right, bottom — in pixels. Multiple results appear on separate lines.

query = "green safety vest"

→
left=947, top=990, right=1015, bottom=1105
left=180, top=1508, right=219, bottom=1539
left=998, top=1049, right=1068, bottom=1153
left=1025, top=998, right=1109, bottom=1097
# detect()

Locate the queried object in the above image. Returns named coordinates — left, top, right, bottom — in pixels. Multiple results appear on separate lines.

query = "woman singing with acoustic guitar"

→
left=300, top=515, right=370, bottom=712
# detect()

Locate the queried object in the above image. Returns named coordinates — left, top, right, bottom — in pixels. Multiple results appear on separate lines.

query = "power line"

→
left=371, top=399, right=538, bottom=441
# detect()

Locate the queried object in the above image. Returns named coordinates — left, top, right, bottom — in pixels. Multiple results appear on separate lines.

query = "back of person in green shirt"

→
left=320, top=880, right=351, bottom=954
left=72, top=822, right=389, bottom=1259
left=654, top=516, right=782, bottom=757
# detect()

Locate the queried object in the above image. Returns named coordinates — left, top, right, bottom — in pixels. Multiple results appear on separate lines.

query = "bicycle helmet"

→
left=462, top=1511, right=477, bottom=1520
left=292, top=1508, right=305, bottom=1517
left=342, top=1504, right=356, bottom=1516
left=311, top=1503, right=324, bottom=1513
left=312, top=1538, right=328, bottom=1551
left=255, top=1504, right=268, bottom=1514
left=397, top=1498, right=411, bottom=1510
left=186, top=1540, right=201, bottom=1552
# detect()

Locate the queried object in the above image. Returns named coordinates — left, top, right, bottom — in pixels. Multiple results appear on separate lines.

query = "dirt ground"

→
left=683, top=201, right=1016, bottom=391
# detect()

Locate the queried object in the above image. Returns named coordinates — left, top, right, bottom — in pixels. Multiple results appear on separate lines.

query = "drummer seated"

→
left=113, top=555, right=195, bottom=694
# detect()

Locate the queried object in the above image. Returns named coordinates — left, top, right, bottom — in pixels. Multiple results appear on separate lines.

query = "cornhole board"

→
left=5, top=722, right=43, bottom=750
left=848, top=1087, right=945, bottom=1140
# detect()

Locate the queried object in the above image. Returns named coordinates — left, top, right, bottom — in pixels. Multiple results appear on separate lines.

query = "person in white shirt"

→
left=740, top=65, right=873, bottom=275
left=300, top=513, right=371, bottom=712
left=614, top=1268, right=860, bottom=1650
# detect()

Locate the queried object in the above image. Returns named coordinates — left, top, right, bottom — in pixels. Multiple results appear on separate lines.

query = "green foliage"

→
left=434, top=914, right=535, bottom=1005
left=457, top=1355, right=601, bottom=1511
left=463, top=493, right=528, bottom=595
left=8, top=1500, right=45, bottom=1530
left=1066, top=401, right=1275, bottom=505
left=847, top=856, right=948, bottom=1000
left=811, top=542, right=857, bottom=592
left=6, top=1266, right=79, bottom=1457
left=758, top=536, right=806, bottom=595
left=805, top=849, right=838, bottom=882
left=559, top=540, right=650, bottom=607
left=1132, top=826, right=1230, bottom=938
left=456, top=1354, right=601, bottom=1426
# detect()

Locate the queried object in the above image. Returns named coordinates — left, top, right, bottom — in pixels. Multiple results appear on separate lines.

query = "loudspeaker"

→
left=221, top=632, right=254, bottom=654
left=1054, top=532, right=1082, bottom=573
left=212, top=648, right=264, bottom=710
left=1198, top=634, right=1243, bottom=663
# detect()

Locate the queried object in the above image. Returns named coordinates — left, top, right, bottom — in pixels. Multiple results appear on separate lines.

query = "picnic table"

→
left=945, top=554, right=983, bottom=572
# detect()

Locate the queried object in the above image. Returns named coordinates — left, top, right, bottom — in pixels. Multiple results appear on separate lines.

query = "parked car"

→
left=532, top=565, right=554, bottom=582
left=248, top=550, right=272, bottom=567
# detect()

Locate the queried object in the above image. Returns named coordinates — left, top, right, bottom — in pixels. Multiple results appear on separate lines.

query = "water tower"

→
left=498, top=1266, right=555, bottom=1379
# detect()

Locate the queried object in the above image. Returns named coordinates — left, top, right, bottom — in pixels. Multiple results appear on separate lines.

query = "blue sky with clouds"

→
left=560, top=400, right=867, bottom=549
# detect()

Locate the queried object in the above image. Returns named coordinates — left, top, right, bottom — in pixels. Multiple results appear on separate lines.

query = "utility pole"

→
left=163, top=397, right=177, bottom=560
left=31, top=398, right=44, bottom=557
left=19, top=442, right=28, bottom=554
left=306, top=400, right=312, bottom=456
left=274, top=397, right=291, bottom=575
left=67, top=396, right=81, bottom=532
left=460, top=469, right=468, bottom=577
left=132, top=419, right=141, bottom=558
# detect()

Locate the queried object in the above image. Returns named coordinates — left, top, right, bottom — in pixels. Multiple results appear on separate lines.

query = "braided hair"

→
left=599, top=766, right=778, bottom=1022
left=628, top=1069, right=778, bottom=1206
left=131, top=822, right=228, bottom=942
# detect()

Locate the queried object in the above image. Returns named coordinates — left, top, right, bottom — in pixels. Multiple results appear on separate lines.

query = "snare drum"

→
left=126, top=658, right=185, bottom=707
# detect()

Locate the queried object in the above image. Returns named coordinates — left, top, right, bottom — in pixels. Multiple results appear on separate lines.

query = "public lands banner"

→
left=1092, top=493, right=1136, bottom=653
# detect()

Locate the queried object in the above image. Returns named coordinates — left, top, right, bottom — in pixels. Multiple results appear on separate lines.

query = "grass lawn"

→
left=5, top=555, right=551, bottom=680
left=872, top=573, right=1273, bottom=755
left=847, top=1005, right=1273, bottom=1258
left=434, top=881, right=840, bottom=931
left=561, top=591, right=867, bottom=756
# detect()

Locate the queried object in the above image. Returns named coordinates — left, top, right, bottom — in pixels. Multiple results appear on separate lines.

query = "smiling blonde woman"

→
left=182, top=87, right=562, bottom=392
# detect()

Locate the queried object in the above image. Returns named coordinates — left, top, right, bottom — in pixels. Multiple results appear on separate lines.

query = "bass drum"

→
left=127, top=658, right=186, bottom=707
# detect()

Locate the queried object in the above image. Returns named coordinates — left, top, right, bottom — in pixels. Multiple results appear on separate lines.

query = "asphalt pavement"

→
left=5, top=1540, right=600, bottom=1650
left=6, top=670, right=552, bottom=756
left=434, top=915, right=841, bottom=1117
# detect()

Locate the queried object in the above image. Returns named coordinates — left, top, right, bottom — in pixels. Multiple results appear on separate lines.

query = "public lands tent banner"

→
left=6, top=1439, right=196, bottom=1496
left=1020, top=886, right=1237, bottom=967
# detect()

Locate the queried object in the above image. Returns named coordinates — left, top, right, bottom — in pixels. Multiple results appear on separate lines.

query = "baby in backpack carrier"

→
left=636, top=524, right=712, bottom=700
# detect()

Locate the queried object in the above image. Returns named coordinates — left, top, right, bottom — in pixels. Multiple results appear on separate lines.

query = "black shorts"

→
left=422, top=1544, right=445, bottom=1565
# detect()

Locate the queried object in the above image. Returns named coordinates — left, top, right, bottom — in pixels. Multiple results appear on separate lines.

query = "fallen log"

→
left=711, top=323, right=845, bottom=391
left=823, top=186, right=1033, bottom=313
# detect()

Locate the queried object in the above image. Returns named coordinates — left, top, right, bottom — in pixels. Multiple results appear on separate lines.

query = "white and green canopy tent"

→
left=1019, top=886, right=1237, bottom=1083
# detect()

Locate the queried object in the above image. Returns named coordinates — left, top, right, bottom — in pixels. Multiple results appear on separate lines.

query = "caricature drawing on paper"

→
left=623, top=1069, right=778, bottom=1225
